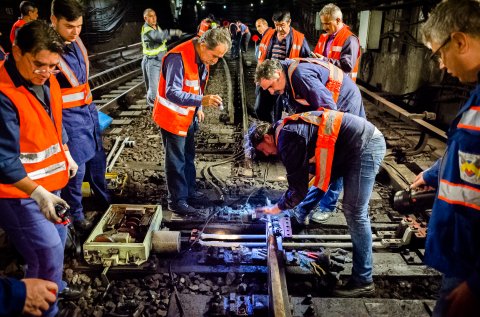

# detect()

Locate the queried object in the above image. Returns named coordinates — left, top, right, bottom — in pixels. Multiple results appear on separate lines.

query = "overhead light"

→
left=251, top=3, right=254, bottom=6
left=223, top=5, right=227, bottom=9
left=261, top=0, right=263, bottom=3
left=202, top=5, right=205, bottom=9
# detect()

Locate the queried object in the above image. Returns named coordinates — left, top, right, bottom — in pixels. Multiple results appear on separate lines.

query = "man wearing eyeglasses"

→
left=312, top=3, right=360, bottom=82
left=410, top=1, right=480, bottom=316
left=51, top=0, right=110, bottom=232
left=0, top=20, right=74, bottom=317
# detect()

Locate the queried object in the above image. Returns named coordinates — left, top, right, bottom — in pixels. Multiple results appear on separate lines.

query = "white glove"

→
left=30, top=185, right=68, bottom=223
left=65, top=151, right=78, bottom=178
left=169, top=29, right=183, bottom=37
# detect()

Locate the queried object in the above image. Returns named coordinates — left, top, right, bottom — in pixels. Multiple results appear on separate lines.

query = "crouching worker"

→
left=246, top=110, right=386, bottom=297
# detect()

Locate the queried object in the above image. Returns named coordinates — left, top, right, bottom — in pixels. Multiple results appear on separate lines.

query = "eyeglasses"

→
left=27, top=54, right=61, bottom=75
left=430, top=36, right=451, bottom=63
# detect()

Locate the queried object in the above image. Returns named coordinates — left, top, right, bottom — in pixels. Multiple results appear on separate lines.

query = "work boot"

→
left=73, top=219, right=93, bottom=232
left=332, top=279, right=375, bottom=298
left=188, top=191, right=207, bottom=206
left=168, top=200, right=201, bottom=216
left=290, top=208, right=309, bottom=226
left=59, top=285, right=83, bottom=300
left=311, top=210, right=334, bottom=224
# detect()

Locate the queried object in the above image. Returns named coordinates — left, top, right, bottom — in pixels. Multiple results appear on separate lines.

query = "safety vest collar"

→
left=142, top=24, right=167, bottom=56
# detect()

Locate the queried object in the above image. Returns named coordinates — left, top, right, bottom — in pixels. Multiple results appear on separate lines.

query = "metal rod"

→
left=290, top=234, right=380, bottom=240
left=197, top=240, right=266, bottom=248
left=283, top=241, right=384, bottom=249
left=267, top=235, right=291, bottom=317
left=106, top=136, right=122, bottom=168
left=200, top=233, right=266, bottom=240
left=107, top=137, right=128, bottom=172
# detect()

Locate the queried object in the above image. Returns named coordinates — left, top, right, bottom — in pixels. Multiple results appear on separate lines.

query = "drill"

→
left=55, top=204, right=71, bottom=226
left=393, top=188, right=436, bottom=214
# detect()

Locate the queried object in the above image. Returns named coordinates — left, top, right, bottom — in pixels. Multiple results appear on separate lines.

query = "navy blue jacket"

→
left=280, top=59, right=365, bottom=117
left=422, top=74, right=480, bottom=296
left=56, top=41, right=102, bottom=165
left=275, top=110, right=375, bottom=209
left=0, top=277, right=25, bottom=316
left=263, top=28, right=311, bottom=60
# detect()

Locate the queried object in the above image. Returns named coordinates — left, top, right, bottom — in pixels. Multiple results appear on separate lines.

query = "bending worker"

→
left=247, top=110, right=385, bottom=298
left=0, top=20, right=76, bottom=317
left=256, top=58, right=365, bottom=224
left=51, top=0, right=110, bottom=231
left=410, top=1, right=480, bottom=316
left=141, top=8, right=182, bottom=109
left=312, top=3, right=361, bottom=81
left=152, top=28, right=231, bottom=215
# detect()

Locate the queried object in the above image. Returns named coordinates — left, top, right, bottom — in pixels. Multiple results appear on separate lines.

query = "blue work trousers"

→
left=141, top=55, right=164, bottom=108
left=433, top=276, right=464, bottom=317
left=161, top=121, right=197, bottom=204
left=61, top=149, right=110, bottom=222
left=297, top=178, right=343, bottom=214
left=0, top=194, right=67, bottom=317
left=300, top=132, right=385, bottom=283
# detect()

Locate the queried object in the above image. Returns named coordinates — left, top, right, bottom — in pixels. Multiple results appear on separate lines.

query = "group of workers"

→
left=0, top=0, right=478, bottom=316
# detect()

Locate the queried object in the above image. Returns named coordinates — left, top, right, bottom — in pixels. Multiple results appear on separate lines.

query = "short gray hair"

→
left=200, top=28, right=232, bottom=51
left=255, top=59, right=282, bottom=83
left=143, top=8, right=154, bottom=17
left=421, top=0, right=480, bottom=46
left=319, top=3, right=343, bottom=20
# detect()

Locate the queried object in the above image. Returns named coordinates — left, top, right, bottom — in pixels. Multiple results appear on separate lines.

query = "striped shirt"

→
left=271, top=38, right=287, bottom=60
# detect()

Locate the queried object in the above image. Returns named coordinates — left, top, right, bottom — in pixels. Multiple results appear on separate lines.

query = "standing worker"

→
left=255, top=10, right=311, bottom=123
left=152, top=28, right=231, bottom=215
left=51, top=0, right=110, bottom=231
left=312, top=3, right=361, bottom=81
left=247, top=110, right=385, bottom=297
left=198, top=14, right=218, bottom=37
left=410, top=1, right=480, bottom=316
left=9, top=1, right=38, bottom=45
left=254, top=18, right=270, bottom=57
left=141, top=8, right=182, bottom=109
left=236, top=20, right=251, bottom=53
left=0, top=20, right=77, bottom=317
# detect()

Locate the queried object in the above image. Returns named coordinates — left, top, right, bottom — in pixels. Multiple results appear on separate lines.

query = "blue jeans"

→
left=433, top=276, right=464, bottom=317
left=300, top=132, right=385, bottom=283
left=141, top=54, right=164, bottom=107
left=297, top=178, right=343, bottom=214
left=61, top=150, right=110, bottom=222
left=0, top=195, right=67, bottom=317
left=161, top=121, right=197, bottom=204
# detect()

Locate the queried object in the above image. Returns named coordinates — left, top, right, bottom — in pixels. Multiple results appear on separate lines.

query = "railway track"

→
left=53, top=42, right=447, bottom=316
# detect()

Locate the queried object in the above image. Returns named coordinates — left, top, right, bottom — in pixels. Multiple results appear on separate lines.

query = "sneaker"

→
left=290, top=208, right=309, bottom=226
left=332, top=279, right=375, bottom=298
left=168, top=200, right=200, bottom=216
left=311, top=210, right=333, bottom=223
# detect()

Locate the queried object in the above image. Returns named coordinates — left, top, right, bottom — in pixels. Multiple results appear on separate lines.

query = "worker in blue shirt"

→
left=247, top=110, right=385, bottom=297
left=236, top=21, right=251, bottom=53
left=0, top=277, right=58, bottom=316
left=255, top=58, right=365, bottom=225
left=410, top=1, right=480, bottom=316
left=141, top=8, right=182, bottom=109
left=51, top=0, right=110, bottom=231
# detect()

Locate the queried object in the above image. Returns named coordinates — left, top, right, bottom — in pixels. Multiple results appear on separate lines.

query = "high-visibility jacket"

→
left=0, top=62, right=69, bottom=198
left=275, top=110, right=343, bottom=191
left=314, top=25, right=360, bottom=81
left=152, top=39, right=209, bottom=137
left=198, top=19, right=216, bottom=37
left=258, top=28, right=305, bottom=63
left=141, top=24, right=167, bottom=56
left=56, top=37, right=93, bottom=108
left=287, top=58, right=344, bottom=104
left=9, top=19, right=25, bottom=44
left=422, top=81, right=480, bottom=283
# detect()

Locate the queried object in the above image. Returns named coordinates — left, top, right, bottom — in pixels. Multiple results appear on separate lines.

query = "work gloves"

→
left=65, top=151, right=78, bottom=178
left=30, top=185, right=68, bottom=223
left=169, top=29, right=183, bottom=37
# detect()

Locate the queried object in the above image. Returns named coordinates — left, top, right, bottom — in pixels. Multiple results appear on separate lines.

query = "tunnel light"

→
left=250, top=3, right=254, bottom=6
left=202, top=5, right=205, bottom=9
left=261, top=0, right=263, bottom=3
left=223, top=5, right=227, bottom=9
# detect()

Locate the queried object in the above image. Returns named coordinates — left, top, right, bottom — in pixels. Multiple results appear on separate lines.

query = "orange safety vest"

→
left=287, top=58, right=344, bottom=104
left=275, top=110, right=343, bottom=191
left=152, top=39, right=209, bottom=137
left=313, top=25, right=360, bottom=81
left=56, top=37, right=93, bottom=108
left=10, top=19, right=26, bottom=44
left=257, top=27, right=305, bottom=63
left=0, top=62, right=69, bottom=198
left=198, top=19, right=211, bottom=37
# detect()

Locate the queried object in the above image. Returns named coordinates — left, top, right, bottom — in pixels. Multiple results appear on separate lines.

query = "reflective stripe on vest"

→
left=438, top=179, right=480, bottom=211
left=287, top=58, right=344, bottom=104
left=57, top=37, right=93, bottom=108
left=20, top=143, right=62, bottom=164
left=152, top=39, right=209, bottom=137
left=313, top=26, right=360, bottom=82
left=457, top=106, right=480, bottom=131
left=142, top=24, right=167, bottom=56
left=275, top=110, right=343, bottom=191
left=28, top=161, right=67, bottom=180
left=258, top=28, right=305, bottom=63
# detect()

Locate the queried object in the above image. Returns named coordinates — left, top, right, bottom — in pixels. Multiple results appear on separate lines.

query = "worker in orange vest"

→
left=312, top=3, right=361, bottom=82
left=152, top=28, right=231, bottom=215
left=9, top=1, right=38, bottom=44
left=255, top=10, right=311, bottom=123
left=247, top=110, right=385, bottom=298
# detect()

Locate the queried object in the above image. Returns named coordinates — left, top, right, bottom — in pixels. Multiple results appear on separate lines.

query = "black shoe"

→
left=168, top=200, right=200, bottom=216
left=332, top=279, right=375, bottom=298
left=59, top=286, right=83, bottom=300
left=73, top=219, right=93, bottom=232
